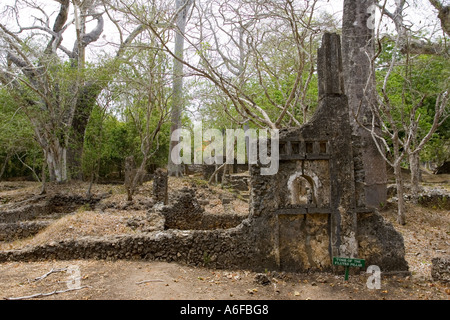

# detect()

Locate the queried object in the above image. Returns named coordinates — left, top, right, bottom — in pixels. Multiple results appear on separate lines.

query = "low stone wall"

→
left=227, top=175, right=249, bottom=192
left=163, top=210, right=245, bottom=230
left=0, top=222, right=258, bottom=270
left=158, top=188, right=245, bottom=230
left=0, top=221, right=51, bottom=241
left=417, top=193, right=449, bottom=210
left=0, top=194, right=103, bottom=224
left=0, top=203, right=50, bottom=224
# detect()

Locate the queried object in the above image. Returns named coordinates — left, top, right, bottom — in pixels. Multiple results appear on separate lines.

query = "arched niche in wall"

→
left=288, top=173, right=317, bottom=206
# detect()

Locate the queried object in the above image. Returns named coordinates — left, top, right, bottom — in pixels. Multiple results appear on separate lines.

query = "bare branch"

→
left=4, top=286, right=91, bottom=300
left=45, top=0, right=70, bottom=54
left=32, top=267, right=68, bottom=282
left=428, top=0, right=450, bottom=36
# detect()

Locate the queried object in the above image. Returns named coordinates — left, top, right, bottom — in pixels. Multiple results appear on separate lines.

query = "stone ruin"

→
left=153, top=168, right=168, bottom=205
left=247, top=33, right=408, bottom=272
left=0, top=33, right=409, bottom=275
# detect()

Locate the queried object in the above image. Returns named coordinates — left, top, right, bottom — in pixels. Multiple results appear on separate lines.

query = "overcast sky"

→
left=0, top=0, right=446, bottom=63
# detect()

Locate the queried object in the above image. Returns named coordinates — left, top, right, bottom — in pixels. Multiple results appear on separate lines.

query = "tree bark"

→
left=428, top=0, right=450, bottom=37
left=47, top=144, right=67, bottom=183
left=409, top=151, right=422, bottom=203
left=0, top=153, right=11, bottom=181
left=40, top=152, right=47, bottom=195
left=167, top=0, right=191, bottom=177
left=342, top=0, right=387, bottom=208
left=67, top=82, right=103, bottom=180
left=394, top=161, right=406, bottom=225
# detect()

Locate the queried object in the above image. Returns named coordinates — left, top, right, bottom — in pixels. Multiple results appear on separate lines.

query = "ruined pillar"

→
left=342, top=0, right=387, bottom=208
left=317, top=32, right=345, bottom=97
left=317, top=33, right=358, bottom=259
left=124, top=156, right=137, bottom=201
left=153, top=168, right=168, bottom=205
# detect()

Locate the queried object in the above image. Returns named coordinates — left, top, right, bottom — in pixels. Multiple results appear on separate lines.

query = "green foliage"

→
left=82, top=105, right=171, bottom=181
left=0, top=88, right=43, bottom=180
left=376, top=48, right=450, bottom=164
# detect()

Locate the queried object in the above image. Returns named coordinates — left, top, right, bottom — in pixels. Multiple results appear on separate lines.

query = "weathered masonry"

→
left=247, top=33, right=408, bottom=272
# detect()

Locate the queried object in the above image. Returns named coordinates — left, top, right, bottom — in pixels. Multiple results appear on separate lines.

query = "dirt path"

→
left=0, top=259, right=448, bottom=300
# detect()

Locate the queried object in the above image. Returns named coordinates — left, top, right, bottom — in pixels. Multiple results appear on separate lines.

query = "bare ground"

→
left=0, top=173, right=449, bottom=301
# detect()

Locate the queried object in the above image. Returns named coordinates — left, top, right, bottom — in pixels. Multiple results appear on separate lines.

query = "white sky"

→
left=1, top=0, right=446, bottom=122
left=0, top=0, right=446, bottom=63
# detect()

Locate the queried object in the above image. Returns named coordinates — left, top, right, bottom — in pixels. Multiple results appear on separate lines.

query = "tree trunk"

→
left=168, top=0, right=190, bottom=177
left=222, top=163, right=228, bottom=186
left=208, top=163, right=226, bottom=185
left=342, top=0, right=387, bottom=208
left=47, top=144, right=67, bottom=183
left=0, top=153, right=11, bottom=181
left=40, top=154, right=47, bottom=195
left=394, top=162, right=406, bottom=225
left=409, top=151, right=422, bottom=203
left=67, top=82, right=103, bottom=180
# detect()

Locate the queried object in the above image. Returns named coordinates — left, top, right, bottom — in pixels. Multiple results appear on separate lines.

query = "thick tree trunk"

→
left=428, top=0, right=450, bottom=36
left=342, top=0, right=387, bottom=208
left=168, top=0, right=190, bottom=177
left=67, top=82, right=103, bottom=180
left=47, top=144, right=67, bottom=183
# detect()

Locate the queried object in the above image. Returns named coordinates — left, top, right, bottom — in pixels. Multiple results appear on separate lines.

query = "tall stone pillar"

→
left=318, top=33, right=358, bottom=259
left=342, top=0, right=387, bottom=208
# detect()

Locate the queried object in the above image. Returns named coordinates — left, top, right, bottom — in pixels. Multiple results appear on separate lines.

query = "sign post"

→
left=332, top=257, right=365, bottom=281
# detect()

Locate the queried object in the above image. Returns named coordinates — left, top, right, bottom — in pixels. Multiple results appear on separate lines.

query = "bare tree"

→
left=0, top=0, right=144, bottom=182
left=353, top=0, right=450, bottom=224
left=358, top=82, right=448, bottom=224
left=428, top=0, right=450, bottom=37
left=140, top=0, right=322, bottom=130
left=377, top=0, right=449, bottom=55
left=167, top=0, right=192, bottom=177
left=111, top=31, right=171, bottom=201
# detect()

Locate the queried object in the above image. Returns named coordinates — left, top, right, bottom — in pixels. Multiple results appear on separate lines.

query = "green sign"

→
left=333, top=257, right=366, bottom=281
left=333, top=257, right=365, bottom=268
